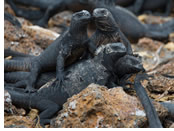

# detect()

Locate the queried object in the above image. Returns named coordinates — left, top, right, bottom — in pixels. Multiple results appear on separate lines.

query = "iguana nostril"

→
left=101, top=10, right=106, bottom=14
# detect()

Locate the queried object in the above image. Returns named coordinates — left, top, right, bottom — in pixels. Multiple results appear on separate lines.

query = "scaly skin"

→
left=4, top=10, right=96, bottom=93
left=4, top=48, right=33, bottom=59
left=5, top=71, right=55, bottom=89
left=134, top=74, right=163, bottom=128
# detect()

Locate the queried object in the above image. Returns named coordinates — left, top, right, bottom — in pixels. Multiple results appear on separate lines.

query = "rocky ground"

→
left=4, top=2, right=174, bottom=128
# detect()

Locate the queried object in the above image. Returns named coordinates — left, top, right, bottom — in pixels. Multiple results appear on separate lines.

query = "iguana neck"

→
left=69, top=23, right=88, bottom=37
left=93, top=29, right=119, bottom=46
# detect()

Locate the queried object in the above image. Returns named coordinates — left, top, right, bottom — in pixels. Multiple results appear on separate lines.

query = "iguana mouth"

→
left=93, top=8, right=109, bottom=19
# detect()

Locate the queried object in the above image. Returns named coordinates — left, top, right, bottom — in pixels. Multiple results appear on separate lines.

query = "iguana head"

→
left=70, top=10, right=91, bottom=34
left=71, top=10, right=91, bottom=25
left=93, top=8, right=118, bottom=32
left=114, top=55, right=145, bottom=78
left=96, top=43, right=126, bottom=72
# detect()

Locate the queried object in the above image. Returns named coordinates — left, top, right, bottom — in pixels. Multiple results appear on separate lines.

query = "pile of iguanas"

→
left=4, top=0, right=174, bottom=128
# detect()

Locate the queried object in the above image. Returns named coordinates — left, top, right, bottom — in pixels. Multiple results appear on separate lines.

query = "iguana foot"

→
left=55, top=70, right=71, bottom=88
left=24, top=86, right=37, bottom=93
left=40, top=119, right=51, bottom=127
left=55, top=73, right=65, bottom=88
left=34, top=118, right=51, bottom=127
left=35, top=19, right=48, bottom=28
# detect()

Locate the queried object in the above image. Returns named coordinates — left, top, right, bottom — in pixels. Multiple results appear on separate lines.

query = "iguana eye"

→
left=77, top=13, right=83, bottom=17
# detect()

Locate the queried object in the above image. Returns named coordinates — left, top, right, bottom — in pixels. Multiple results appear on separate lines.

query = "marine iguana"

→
left=90, top=8, right=133, bottom=54
left=6, top=0, right=94, bottom=27
left=115, top=0, right=172, bottom=16
left=98, top=0, right=174, bottom=41
left=5, top=43, right=145, bottom=126
left=7, top=0, right=174, bottom=41
left=4, top=10, right=96, bottom=93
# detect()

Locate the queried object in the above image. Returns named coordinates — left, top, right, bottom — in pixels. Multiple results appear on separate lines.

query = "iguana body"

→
left=115, top=0, right=172, bottom=16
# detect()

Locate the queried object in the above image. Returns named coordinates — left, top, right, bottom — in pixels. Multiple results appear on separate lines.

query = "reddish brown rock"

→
left=22, top=25, right=60, bottom=49
left=138, top=15, right=172, bottom=24
left=154, top=59, right=174, bottom=75
left=48, top=11, right=72, bottom=34
left=146, top=59, right=174, bottom=94
left=48, top=11, right=72, bottom=27
left=147, top=74, right=174, bottom=93
left=17, top=17, right=33, bottom=27
left=4, top=2, right=15, bottom=16
left=137, top=37, right=164, bottom=52
left=164, top=42, right=174, bottom=51
left=4, top=115, right=37, bottom=128
left=169, top=33, right=174, bottom=42
left=50, top=84, right=167, bottom=128
left=4, top=20, right=43, bottom=56
left=4, top=20, right=27, bottom=41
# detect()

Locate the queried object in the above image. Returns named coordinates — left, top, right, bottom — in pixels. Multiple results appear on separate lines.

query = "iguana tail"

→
left=5, top=59, right=32, bottom=72
left=5, top=71, right=56, bottom=89
left=4, top=72, right=29, bottom=83
left=4, top=48, right=33, bottom=59
left=160, top=101, right=174, bottom=116
left=5, top=86, right=31, bottom=109
left=134, top=73, right=163, bottom=128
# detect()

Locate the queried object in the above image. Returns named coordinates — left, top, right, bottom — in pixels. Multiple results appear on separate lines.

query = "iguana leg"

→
left=31, top=98, right=61, bottom=127
left=118, top=29, right=133, bottom=55
left=85, top=39, right=97, bottom=55
left=24, top=61, right=41, bottom=93
left=127, top=0, right=144, bottom=15
left=132, top=0, right=144, bottom=14
left=164, top=0, right=172, bottom=16
left=36, top=1, right=65, bottom=27
left=6, top=0, right=44, bottom=20
left=5, top=80, right=27, bottom=88
left=152, top=0, right=172, bottom=16
left=55, top=53, right=66, bottom=88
